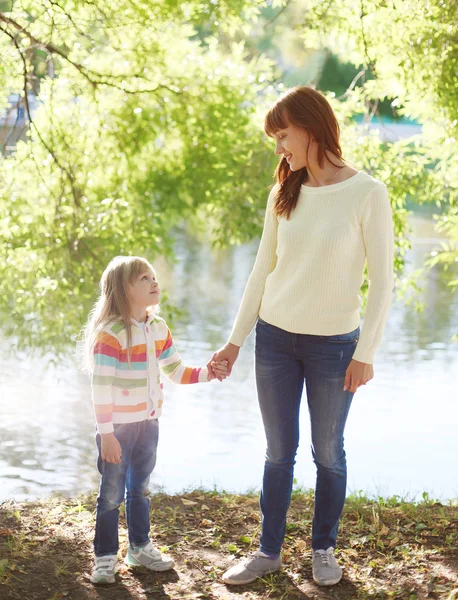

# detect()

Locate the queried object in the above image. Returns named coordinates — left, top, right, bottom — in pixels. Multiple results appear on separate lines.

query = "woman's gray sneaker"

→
left=312, top=548, right=342, bottom=586
left=222, top=551, right=282, bottom=585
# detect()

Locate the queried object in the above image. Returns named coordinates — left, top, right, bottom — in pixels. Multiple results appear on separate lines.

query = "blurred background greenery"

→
left=0, top=0, right=457, bottom=353
left=1, top=0, right=457, bottom=503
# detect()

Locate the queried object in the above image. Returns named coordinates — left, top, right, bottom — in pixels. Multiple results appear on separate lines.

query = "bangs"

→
left=264, top=104, right=289, bottom=137
left=128, top=259, right=154, bottom=282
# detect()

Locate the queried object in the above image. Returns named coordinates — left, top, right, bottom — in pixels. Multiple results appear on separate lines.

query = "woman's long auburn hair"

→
left=264, top=86, right=345, bottom=219
left=80, top=256, right=157, bottom=372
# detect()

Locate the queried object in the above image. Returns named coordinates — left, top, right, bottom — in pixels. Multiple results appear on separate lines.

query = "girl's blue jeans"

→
left=94, top=419, right=159, bottom=557
left=255, top=318, right=359, bottom=554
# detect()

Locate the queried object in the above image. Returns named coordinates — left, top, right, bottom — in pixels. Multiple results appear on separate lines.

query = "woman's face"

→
left=273, top=124, right=312, bottom=171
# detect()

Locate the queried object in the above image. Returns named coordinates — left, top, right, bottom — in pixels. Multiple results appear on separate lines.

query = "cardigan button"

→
left=145, top=327, right=149, bottom=333
left=122, top=390, right=129, bottom=396
left=150, top=410, right=155, bottom=417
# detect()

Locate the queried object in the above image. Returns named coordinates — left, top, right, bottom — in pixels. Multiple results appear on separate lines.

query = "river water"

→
left=1, top=214, right=457, bottom=502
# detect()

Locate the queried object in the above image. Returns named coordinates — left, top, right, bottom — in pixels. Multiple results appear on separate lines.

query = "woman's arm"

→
left=228, top=187, right=279, bottom=347
left=208, top=189, right=279, bottom=378
left=352, top=183, right=395, bottom=365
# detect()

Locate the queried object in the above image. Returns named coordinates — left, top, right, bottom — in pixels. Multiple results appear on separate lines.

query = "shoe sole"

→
left=90, top=566, right=117, bottom=585
left=90, top=575, right=116, bottom=585
left=124, top=557, right=174, bottom=572
left=313, top=574, right=342, bottom=586
left=222, top=567, right=281, bottom=586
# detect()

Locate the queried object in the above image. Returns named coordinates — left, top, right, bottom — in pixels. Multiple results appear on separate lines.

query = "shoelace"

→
left=243, top=552, right=262, bottom=564
left=316, top=552, right=331, bottom=566
left=248, top=551, right=277, bottom=563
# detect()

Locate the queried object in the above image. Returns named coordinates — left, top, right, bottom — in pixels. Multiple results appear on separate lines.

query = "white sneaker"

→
left=90, top=554, right=117, bottom=584
left=125, top=541, right=174, bottom=571
left=312, top=547, right=342, bottom=586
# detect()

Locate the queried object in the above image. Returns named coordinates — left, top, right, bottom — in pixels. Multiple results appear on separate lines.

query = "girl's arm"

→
left=92, top=330, right=120, bottom=434
left=157, top=326, right=210, bottom=384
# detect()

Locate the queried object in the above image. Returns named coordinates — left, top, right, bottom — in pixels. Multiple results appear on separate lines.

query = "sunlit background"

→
left=1, top=0, right=457, bottom=505
left=1, top=212, right=457, bottom=502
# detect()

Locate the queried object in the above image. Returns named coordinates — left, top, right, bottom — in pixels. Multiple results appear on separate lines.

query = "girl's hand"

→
left=344, top=359, right=374, bottom=393
left=208, top=360, right=228, bottom=381
left=207, top=343, right=240, bottom=381
left=101, top=433, right=122, bottom=463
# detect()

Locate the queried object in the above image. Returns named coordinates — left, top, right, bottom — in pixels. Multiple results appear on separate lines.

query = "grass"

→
left=0, top=489, right=457, bottom=599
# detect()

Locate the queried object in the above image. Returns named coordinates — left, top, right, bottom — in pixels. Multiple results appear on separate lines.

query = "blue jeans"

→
left=255, top=318, right=359, bottom=554
left=94, top=419, right=159, bottom=557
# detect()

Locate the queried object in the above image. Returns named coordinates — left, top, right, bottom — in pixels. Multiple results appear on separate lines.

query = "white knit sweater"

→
left=228, top=171, right=394, bottom=364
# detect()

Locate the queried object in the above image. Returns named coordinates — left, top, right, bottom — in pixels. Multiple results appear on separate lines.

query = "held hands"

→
left=207, top=360, right=229, bottom=381
left=344, top=359, right=374, bottom=393
left=100, top=432, right=122, bottom=464
left=207, top=343, right=240, bottom=381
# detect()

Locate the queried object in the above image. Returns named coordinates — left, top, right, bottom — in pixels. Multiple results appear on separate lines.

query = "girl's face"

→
left=129, top=268, right=160, bottom=309
left=273, top=124, right=312, bottom=171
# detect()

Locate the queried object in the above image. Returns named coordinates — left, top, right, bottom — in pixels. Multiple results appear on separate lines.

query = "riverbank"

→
left=0, top=489, right=457, bottom=600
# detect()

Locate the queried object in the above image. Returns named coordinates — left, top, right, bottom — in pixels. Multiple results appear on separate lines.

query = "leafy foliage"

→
left=0, top=0, right=278, bottom=353
left=300, top=0, right=458, bottom=298
left=0, top=0, right=457, bottom=353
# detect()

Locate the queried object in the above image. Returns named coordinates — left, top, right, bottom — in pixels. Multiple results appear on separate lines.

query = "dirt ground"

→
left=1, top=490, right=457, bottom=600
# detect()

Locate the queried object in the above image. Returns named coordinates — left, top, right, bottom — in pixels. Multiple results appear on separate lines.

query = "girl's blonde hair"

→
left=81, top=255, right=157, bottom=372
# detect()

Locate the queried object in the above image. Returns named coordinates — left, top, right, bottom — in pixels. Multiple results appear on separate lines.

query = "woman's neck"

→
left=303, top=155, right=348, bottom=188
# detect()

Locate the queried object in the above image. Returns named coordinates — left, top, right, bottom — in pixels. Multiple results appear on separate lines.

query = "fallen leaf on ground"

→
left=181, top=499, right=198, bottom=506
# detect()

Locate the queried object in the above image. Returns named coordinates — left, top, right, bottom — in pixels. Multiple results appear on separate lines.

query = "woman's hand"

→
left=101, top=432, right=122, bottom=463
left=207, top=360, right=229, bottom=381
left=344, top=359, right=374, bottom=393
left=207, top=343, right=240, bottom=381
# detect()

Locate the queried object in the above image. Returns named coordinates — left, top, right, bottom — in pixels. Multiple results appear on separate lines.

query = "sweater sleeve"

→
left=158, top=325, right=209, bottom=383
left=91, top=330, right=121, bottom=434
left=228, top=188, right=279, bottom=347
left=352, top=184, right=394, bottom=364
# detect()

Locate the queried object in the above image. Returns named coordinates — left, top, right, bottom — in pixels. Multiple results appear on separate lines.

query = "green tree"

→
left=300, top=0, right=457, bottom=276
left=1, top=0, right=457, bottom=354
left=250, top=0, right=457, bottom=315
left=0, top=0, right=279, bottom=353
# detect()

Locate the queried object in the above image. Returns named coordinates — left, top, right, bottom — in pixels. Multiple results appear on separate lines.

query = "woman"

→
left=208, top=86, right=394, bottom=587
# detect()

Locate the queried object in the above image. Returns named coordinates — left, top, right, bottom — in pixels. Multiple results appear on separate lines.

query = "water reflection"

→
left=0, top=215, right=457, bottom=501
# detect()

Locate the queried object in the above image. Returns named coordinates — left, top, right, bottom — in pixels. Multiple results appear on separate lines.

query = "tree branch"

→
left=47, top=0, right=95, bottom=43
left=0, top=13, right=179, bottom=95
left=264, top=0, right=293, bottom=27
left=5, top=25, right=82, bottom=207
left=360, top=0, right=378, bottom=77
left=337, top=68, right=367, bottom=100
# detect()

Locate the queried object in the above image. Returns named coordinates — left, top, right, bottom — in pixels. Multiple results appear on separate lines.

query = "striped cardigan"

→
left=92, top=315, right=209, bottom=434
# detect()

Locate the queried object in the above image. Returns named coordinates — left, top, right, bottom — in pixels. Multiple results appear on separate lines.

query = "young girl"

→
left=82, top=255, right=228, bottom=584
